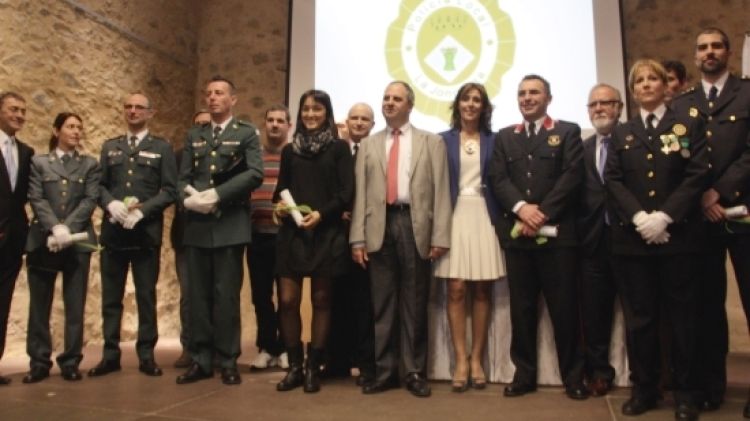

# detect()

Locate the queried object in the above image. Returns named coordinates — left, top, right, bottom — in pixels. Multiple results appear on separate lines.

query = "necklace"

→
left=461, top=132, right=479, bottom=155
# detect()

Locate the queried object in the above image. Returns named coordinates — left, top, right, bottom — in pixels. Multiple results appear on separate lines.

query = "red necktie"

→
left=386, top=129, right=401, bottom=204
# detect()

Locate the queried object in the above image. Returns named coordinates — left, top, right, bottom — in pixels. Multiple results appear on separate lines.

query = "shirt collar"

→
left=639, top=103, right=667, bottom=125
left=126, top=129, right=149, bottom=143
left=55, top=148, right=74, bottom=159
left=212, top=116, right=233, bottom=134
left=387, top=122, right=411, bottom=136
left=701, top=71, right=730, bottom=96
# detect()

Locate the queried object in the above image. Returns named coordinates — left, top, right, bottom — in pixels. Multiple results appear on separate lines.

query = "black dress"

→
left=274, top=140, right=353, bottom=278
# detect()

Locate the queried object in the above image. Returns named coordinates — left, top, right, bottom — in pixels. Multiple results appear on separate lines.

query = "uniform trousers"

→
left=368, top=208, right=430, bottom=383
left=175, top=246, right=190, bottom=349
left=246, top=233, right=282, bottom=355
left=186, top=245, right=244, bottom=371
left=26, top=248, right=90, bottom=370
left=100, top=247, right=160, bottom=362
left=613, top=253, right=699, bottom=404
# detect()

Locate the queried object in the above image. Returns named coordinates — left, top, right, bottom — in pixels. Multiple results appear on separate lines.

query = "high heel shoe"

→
left=451, top=358, right=470, bottom=393
left=470, top=358, right=487, bottom=390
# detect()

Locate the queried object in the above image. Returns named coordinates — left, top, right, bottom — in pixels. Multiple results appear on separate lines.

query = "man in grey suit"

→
left=350, top=81, right=451, bottom=397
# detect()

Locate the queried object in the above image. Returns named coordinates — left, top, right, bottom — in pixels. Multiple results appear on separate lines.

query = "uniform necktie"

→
left=708, top=85, right=718, bottom=102
left=129, top=135, right=137, bottom=150
left=386, top=129, right=401, bottom=204
left=598, top=136, right=610, bottom=180
left=213, top=126, right=222, bottom=141
left=527, top=121, right=536, bottom=138
left=62, top=153, right=73, bottom=171
left=3, top=138, right=16, bottom=191
left=646, top=113, right=657, bottom=139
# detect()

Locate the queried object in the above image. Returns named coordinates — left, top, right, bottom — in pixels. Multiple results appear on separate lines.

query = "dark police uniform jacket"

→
left=672, top=74, right=750, bottom=235
left=488, top=116, right=583, bottom=249
left=26, top=151, right=101, bottom=253
left=177, top=118, right=263, bottom=248
left=604, top=108, right=709, bottom=256
left=99, top=133, right=177, bottom=249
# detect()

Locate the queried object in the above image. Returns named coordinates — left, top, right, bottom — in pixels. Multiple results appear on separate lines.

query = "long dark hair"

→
left=294, top=89, right=338, bottom=138
left=49, top=112, right=83, bottom=151
left=449, top=82, right=493, bottom=134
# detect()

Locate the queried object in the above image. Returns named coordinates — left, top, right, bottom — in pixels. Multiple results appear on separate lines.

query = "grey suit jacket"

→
left=26, top=151, right=101, bottom=253
left=349, top=126, right=451, bottom=259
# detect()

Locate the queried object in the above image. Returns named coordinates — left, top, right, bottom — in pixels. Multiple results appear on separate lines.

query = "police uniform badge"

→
left=672, top=123, right=687, bottom=136
left=547, top=135, right=560, bottom=147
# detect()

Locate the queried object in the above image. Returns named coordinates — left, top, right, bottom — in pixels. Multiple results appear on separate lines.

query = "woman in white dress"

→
left=434, top=83, right=506, bottom=391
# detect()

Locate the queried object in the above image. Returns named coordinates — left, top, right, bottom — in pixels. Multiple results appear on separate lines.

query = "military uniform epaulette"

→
left=104, top=135, right=125, bottom=144
left=672, top=86, right=696, bottom=101
left=236, top=119, right=253, bottom=127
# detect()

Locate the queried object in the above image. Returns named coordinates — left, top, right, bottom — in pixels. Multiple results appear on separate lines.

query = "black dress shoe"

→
left=404, top=373, right=431, bottom=398
left=566, top=383, right=590, bottom=400
left=139, top=360, right=163, bottom=376
left=503, top=383, right=536, bottom=397
left=675, top=402, right=698, bottom=421
left=0, top=374, right=11, bottom=385
left=587, top=378, right=612, bottom=397
left=699, top=399, right=721, bottom=411
left=221, top=367, right=242, bottom=385
left=621, top=397, right=658, bottom=416
left=176, top=363, right=213, bottom=384
left=356, top=373, right=375, bottom=387
left=173, top=350, right=192, bottom=369
left=87, top=360, right=121, bottom=377
left=22, top=367, right=49, bottom=384
left=61, top=366, right=82, bottom=381
left=362, top=378, right=399, bottom=394
left=744, top=399, right=750, bottom=418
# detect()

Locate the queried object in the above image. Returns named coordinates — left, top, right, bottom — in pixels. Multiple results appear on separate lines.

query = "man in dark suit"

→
left=488, top=74, right=588, bottom=400
left=326, top=103, right=376, bottom=385
left=671, top=27, right=750, bottom=416
left=350, top=81, right=451, bottom=397
left=176, top=75, right=263, bottom=385
left=0, top=91, right=33, bottom=385
left=577, top=83, right=623, bottom=397
left=89, top=92, right=177, bottom=378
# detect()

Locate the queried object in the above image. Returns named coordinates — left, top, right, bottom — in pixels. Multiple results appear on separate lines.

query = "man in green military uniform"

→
left=176, top=75, right=263, bottom=385
left=89, top=92, right=177, bottom=378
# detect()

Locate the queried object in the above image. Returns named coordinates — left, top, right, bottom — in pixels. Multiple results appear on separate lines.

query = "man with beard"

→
left=246, top=105, right=291, bottom=370
left=577, top=84, right=623, bottom=397
left=672, top=27, right=750, bottom=416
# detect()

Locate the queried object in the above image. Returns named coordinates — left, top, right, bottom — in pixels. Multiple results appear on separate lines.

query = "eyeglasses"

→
left=124, top=104, right=148, bottom=111
left=587, top=100, right=621, bottom=109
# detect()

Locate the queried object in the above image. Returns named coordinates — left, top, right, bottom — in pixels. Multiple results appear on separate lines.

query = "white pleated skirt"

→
left=434, top=195, right=506, bottom=281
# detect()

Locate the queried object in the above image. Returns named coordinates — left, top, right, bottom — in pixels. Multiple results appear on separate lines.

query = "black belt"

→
left=386, top=203, right=410, bottom=211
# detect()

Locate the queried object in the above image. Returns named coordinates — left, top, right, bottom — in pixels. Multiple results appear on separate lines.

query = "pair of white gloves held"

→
left=46, top=224, right=72, bottom=252
left=184, top=188, right=219, bottom=214
left=632, top=210, right=673, bottom=244
left=107, top=200, right=144, bottom=229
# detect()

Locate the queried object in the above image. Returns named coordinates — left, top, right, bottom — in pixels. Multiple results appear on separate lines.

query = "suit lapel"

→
left=711, top=75, right=738, bottom=115
left=375, top=130, right=387, bottom=176
left=583, top=137, right=599, bottom=183
left=16, top=142, right=31, bottom=190
left=0, top=143, right=10, bottom=191
left=479, top=131, right=492, bottom=174
left=48, top=153, right=68, bottom=178
left=446, top=130, right=460, bottom=180
left=409, top=128, right=425, bottom=181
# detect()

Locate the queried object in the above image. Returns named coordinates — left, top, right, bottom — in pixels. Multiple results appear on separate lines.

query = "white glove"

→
left=184, top=194, right=214, bottom=214
left=107, top=200, right=129, bottom=224
left=647, top=230, right=671, bottom=245
left=51, top=224, right=73, bottom=249
left=199, top=188, right=219, bottom=206
left=636, top=211, right=672, bottom=243
left=46, top=235, right=61, bottom=253
left=632, top=211, right=649, bottom=227
left=123, top=209, right=144, bottom=229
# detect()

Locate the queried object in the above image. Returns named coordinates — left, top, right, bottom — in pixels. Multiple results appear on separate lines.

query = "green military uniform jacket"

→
left=99, top=133, right=177, bottom=249
left=178, top=118, right=263, bottom=248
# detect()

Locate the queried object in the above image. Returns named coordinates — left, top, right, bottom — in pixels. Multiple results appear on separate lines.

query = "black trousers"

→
left=26, top=248, right=90, bottom=370
left=186, top=245, right=245, bottom=371
left=246, top=233, right=283, bottom=355
left=0, top=241, right=23, bottom=361
left=100, top=247, right=160, bottom=362
left=579, top=237, right=617, bottom=383
left=327, top=255, right=375, bottom=376
left=368, top=209, right=430, bottom=383
left=505, top=247, right=584, bottom=387
left=175, top=246, right=190, bottom=349
left=613, top=253, right=699, bottom=404
left=696, top=233, right=750, bottom=402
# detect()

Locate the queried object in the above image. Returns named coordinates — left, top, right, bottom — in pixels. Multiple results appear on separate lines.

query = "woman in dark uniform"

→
left=605, top=59, right=708, bottom=420
left=274, top=90, right=353, bottom=393
left=22, top=112, right=100, bottom=383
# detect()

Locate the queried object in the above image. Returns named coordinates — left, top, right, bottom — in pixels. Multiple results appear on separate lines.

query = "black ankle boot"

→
left=276, top=344, right=304, bottom=391
left=304, top=346, right=323, bottom=393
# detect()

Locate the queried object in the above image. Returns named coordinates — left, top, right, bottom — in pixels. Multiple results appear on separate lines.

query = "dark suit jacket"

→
left=605, top=108, right=709, bottom=256
left=99, top=133, right=177, bottom=248
left=577, top=134, right=608, bottom=257
left=26, top=151, right=101, bottom=253
left=488, top=116, right=583, bottom=249
left=177, top=118, right=264, bottom=248
left=440, top=128, right=500, bottom=225
left=672, top=74, right=750, bottom=235
left=0, top=138, right=33, bottom=251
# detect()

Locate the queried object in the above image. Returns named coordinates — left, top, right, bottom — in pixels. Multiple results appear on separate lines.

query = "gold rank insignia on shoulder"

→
left=547, top=135, right=560, bottom=146
left=672, top=123, right=687, bottom=136
left=689, top=107, right=698, bottom=117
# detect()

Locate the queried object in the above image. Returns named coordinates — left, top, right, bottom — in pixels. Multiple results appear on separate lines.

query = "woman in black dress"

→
left=274, top=90, right=353, bottom=393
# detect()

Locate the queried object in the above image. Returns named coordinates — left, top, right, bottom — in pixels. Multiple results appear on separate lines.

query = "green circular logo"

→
left=386, top=0, right=515, bottom=122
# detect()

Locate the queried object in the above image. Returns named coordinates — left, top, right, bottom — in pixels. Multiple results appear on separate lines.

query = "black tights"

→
left=278, top=276, right=332, bottom=350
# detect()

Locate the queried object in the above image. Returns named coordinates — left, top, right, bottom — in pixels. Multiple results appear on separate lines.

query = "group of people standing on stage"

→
left=0, top=25, right=748, bottom=421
